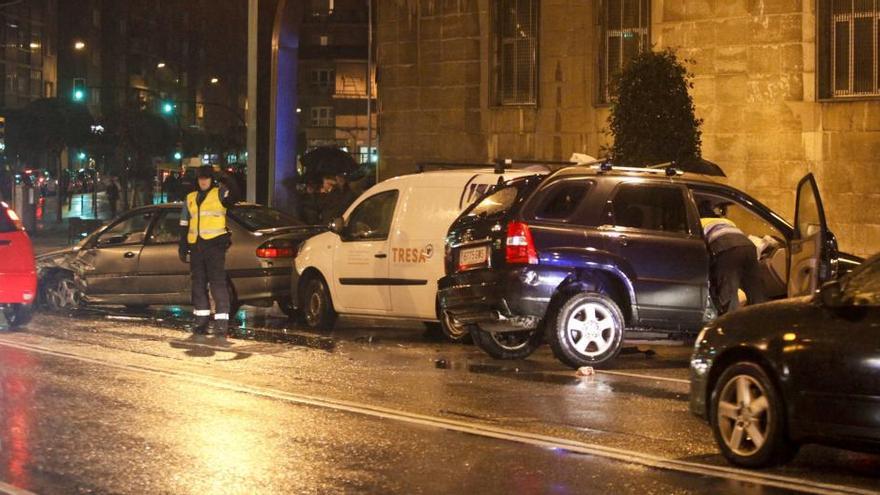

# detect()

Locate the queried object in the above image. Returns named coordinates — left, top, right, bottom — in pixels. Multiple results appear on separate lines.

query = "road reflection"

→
left=0, top=346, right=34, bottom=490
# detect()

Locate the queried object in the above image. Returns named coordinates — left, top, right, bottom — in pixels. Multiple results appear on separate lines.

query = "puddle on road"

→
left=45, top=306, right=337, bottom=352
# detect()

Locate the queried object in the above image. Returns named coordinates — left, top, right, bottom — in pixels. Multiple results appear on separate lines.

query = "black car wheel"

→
left=44, top=272, right=82, bottom=311
left=710, top=362, right=798, bottom=468
left=301, top=277, right=337, bottom=330
left=471, top=326, right=541, bottom=360
left=2, top=304, right=34, bottom=330
left=547, top=292, right=625, bottom=369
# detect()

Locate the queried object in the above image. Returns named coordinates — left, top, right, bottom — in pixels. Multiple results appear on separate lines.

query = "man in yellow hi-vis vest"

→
left=178, top=166, right=239, bottom=339
left=699, top=200, right=766, bottom=314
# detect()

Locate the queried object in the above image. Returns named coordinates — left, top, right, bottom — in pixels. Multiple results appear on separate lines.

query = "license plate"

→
left=458, top=245, right=489, bottom=270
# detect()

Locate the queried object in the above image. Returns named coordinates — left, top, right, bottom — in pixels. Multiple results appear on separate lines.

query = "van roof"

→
left=379, top=168, right=544, bottom=188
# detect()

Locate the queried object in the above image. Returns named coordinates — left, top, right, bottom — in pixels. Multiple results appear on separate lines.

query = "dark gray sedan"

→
left=36, top=203, right=321, bottom=316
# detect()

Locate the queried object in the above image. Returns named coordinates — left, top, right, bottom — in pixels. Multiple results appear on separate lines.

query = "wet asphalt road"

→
left=0, top=306, right=878, bottom=494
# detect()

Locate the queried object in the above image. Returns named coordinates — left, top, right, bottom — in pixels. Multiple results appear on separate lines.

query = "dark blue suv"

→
left=438, top=164, right=860, bottom=368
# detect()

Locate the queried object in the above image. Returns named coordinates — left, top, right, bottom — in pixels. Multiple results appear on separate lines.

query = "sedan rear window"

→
left=230, top=205, right=302, bottom=231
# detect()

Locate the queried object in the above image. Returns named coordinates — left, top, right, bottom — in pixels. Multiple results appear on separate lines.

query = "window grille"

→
left=829, top=0, right=880, bottom=97
left=496, top=0, right=538, bottom=105
left=599, top=0, right=650, bottom=103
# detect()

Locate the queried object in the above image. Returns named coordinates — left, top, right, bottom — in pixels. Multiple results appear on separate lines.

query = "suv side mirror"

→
left=819, top=279, right=843, bottom=308
left=329, top=217, right=345, bottom=236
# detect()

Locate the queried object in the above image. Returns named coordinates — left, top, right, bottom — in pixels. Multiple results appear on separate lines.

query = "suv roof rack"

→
left=589, top=162, right=684, bottom=176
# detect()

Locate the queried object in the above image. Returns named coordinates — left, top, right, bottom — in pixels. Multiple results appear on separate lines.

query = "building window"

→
left=495, top=0, right=539, bottom=106
left=310, top=106, right=334, bottom=127
left=310, top=68, right=335, bottom=90
left=821, top=0, right=880, bottom=97
left=599, top=0, right=650, bottom=103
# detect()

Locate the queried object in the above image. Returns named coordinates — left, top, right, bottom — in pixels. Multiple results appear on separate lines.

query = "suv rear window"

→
left=608, top=184, right=688, bottom=234
left=229, top=205, right=301, bottom=231
left=530, top=180, right=593, bottom=221
left=463, top=176, right=541, bottom=220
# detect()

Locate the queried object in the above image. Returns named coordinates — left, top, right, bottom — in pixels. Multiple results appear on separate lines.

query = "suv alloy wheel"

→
left=547, top=292, right=625, bottom=368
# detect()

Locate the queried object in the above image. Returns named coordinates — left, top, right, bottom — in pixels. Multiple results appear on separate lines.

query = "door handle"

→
left=124, top=251, right=136, bottom=258
left=375, top=253, right=387, bottom=259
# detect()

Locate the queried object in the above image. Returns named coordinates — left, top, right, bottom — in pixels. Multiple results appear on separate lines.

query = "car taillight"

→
left=505, top=221, right=537, bottom=265
left=2, top=202, right=24, bottom=230
left=256, top=240, right=297, bottom=258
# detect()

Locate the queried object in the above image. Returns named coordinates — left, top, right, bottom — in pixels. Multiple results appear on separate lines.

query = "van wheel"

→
left=471, top=326, right=541, bottom=360
left=301, top=277, right=337, bottom=330
left=423, top=314, right=473, bottom=344
left=547, top=292, right=624, bottom=369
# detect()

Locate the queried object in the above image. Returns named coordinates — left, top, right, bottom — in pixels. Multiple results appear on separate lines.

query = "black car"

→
left=690, top=253, right=880, bottom=467
left=439, top=164, right=861, bottom=368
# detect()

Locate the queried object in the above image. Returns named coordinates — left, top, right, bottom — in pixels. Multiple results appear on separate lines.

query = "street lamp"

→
left=74, top=40, right=85, bottom=50
left=157, top=62, right=166, bottom=69
left=210, top=77, right=219, bottom=84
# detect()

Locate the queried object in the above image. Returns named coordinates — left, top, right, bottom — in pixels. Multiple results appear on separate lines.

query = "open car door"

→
left=788, top=173, right=834, bottom=297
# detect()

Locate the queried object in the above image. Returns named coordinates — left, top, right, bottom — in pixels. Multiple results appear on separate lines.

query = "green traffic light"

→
left=162, top=102, right=174, bottom=114
left=73, top=89, right=85, bottom=101
left=77, top=152, right=86, bottom=160
left=173, top=152, right=183, bottom=160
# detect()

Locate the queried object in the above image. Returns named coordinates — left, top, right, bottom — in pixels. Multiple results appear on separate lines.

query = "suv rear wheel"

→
left=547, top=292, right=625, bottom=369
left=471, top=326, right=541, bottom=360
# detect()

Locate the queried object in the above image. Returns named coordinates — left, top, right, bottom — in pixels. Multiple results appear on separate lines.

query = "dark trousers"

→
left=190, top=238, right=230, bottom=316
left=713, top=245, right=767, bottom=313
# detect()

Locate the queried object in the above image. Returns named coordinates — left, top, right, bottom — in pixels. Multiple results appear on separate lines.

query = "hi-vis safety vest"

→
left=186, top=188, right=227, bottom=244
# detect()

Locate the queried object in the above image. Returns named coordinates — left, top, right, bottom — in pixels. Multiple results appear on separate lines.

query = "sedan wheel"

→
left=547, top=292, right=624, bottom=369
left=1, top=304, right=34, bottom=330
left=45, top=275, right=82, bottom=311
left=711, top=362, right=798, bottom=467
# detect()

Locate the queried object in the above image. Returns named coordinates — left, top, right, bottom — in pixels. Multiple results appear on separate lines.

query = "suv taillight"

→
left=256, top=239, right=297, bottom=258
left=505, top=221, right=537, bottom=265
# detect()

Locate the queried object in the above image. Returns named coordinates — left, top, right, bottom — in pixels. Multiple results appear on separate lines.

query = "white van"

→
left=291, top=167, right=545, bottom=340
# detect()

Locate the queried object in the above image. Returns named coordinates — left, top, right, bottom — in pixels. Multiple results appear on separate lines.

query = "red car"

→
left=0, top=201, right=36, bottom=329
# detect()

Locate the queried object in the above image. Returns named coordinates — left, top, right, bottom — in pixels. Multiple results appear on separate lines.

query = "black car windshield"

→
left=843, top=255, right=880, bottom=306
left=229, top=205, right=302, bottom=231
left=465, top=176, right=540, bottom=219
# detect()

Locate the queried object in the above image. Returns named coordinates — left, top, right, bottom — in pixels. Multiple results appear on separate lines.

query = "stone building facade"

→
left=376, top=0, right=880, bottom=257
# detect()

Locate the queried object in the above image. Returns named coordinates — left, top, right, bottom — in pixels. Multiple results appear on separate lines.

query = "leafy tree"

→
left=102, top=109, right=175, bottom=207
left=608, top=48, right=702, bottom=167
left=5, top=98, right=94, bottom=221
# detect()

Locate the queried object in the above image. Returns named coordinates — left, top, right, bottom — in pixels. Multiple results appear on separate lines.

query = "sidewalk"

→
left=31, top=193, right=111, bottom=255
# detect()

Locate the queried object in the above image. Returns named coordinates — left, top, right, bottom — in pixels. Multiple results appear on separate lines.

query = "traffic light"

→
left=72, top=78, right=86, bottom=102
left=77, top=151, right=87, bottom=161
left=173, top=151, right=183, bottom=161
left=162, top=101, right=175, bottom=115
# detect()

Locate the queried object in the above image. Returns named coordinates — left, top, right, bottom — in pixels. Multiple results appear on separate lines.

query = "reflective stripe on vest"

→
left=186, top=188, right=227, bottom=243
left=701, top=217, right=744, bottom=245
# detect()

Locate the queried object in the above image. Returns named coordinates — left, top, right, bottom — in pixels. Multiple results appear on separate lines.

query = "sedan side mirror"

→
left=329, top=217, right=345, bottom=235
left=819, top=280, right=843, bottom=308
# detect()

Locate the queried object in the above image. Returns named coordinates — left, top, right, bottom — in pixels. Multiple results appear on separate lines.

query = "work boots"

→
left=193, top=315, right=210, bottom=335
left=213, top=319, right=229, bottom=341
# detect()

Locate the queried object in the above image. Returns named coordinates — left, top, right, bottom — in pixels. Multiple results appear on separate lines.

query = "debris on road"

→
left=576, top=366, right=595, bottom=377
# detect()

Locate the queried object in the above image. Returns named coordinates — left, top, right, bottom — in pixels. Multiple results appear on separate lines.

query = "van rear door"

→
left=389, top=187, right=462, bottom=319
